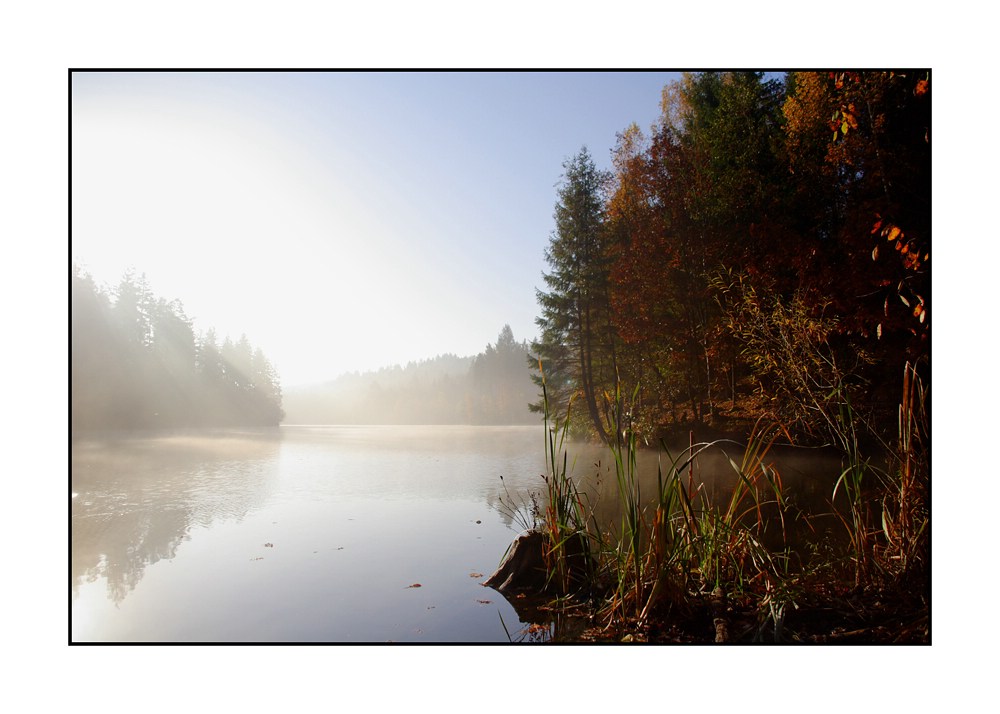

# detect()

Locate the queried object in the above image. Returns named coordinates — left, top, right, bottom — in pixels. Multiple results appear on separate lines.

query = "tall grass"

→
left=536, top=360, right=593, bottom=594
left=827, top=361, right=929, bottom=588
left=533, top=365, right=794, bottom=634
left=880, top=362, right=929, bottom=580
left=526, top=360, right=926, bottom=640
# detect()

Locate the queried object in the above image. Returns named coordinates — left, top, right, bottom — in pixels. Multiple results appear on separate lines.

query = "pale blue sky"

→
left=73, top=71, right=689, bottom=385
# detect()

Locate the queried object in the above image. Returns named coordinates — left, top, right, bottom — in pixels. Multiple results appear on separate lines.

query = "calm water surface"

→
left=72, top=426, right=553, bottom=642
left=71, top=425, right=843, bottom=642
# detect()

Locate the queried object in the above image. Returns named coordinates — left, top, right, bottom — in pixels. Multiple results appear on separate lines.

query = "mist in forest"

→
left=283, top=325, right=539, bottom=425
left=72, top=264, right=539, bottom=429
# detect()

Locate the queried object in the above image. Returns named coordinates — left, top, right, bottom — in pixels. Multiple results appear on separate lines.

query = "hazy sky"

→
left=72, top=71, right=687, bottom=386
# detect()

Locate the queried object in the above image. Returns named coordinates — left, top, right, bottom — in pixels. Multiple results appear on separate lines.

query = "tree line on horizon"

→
left=531, top=71, right=930, bottom=444
left=72, top=267, right=285, bottom=430
left=282, top=325, right=539, bottom=425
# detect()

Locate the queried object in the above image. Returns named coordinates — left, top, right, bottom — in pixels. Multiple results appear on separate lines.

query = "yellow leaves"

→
left=886, top=226, right=902, bottom=242
left=915, top=78, right=929, bottom=97
left=831, top=103, right=859, bottom=139
left=871, top=245, right=879, bottom=261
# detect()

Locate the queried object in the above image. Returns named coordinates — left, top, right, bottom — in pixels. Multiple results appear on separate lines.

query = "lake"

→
left=70, top=425, right=844, bottom=643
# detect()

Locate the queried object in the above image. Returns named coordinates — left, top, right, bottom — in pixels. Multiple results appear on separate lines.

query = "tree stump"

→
left=484, top=531, right=548, bottom=593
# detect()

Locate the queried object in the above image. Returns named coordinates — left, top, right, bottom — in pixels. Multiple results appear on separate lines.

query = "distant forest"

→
left=283, top=325, right=538, bottom=425
left=72, top=267, right=285, bottom=430
left=531, top=71, right=930, bottom=444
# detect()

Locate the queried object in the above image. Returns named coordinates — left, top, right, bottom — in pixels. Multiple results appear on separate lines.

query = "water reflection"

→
left=71, top=429, right=282, bottom=604
left=70, top=425, right=846, bottom=641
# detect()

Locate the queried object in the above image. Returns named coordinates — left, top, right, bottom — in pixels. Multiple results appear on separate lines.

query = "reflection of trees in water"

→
left=71, top=431, right=281, bottom=604
left=73, top=508, right=190, bottom=604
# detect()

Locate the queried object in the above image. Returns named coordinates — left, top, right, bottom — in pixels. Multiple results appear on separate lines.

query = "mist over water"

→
left=72, top=426, right=547, bottom=642
left=71, top=425, right=844, bottom=642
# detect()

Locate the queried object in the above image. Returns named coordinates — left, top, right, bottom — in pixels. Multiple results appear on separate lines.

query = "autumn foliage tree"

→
left=537, top=70, right=929, bottom=444
left=782, top=71, right=931, bottom=406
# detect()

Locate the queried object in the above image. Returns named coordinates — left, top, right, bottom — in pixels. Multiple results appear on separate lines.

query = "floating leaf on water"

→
left=406, top=583, right=422, bottom=588
left=470, top=572, right=484, bottom=578
left=477, top=599, right=492, bottom=605
left=887, top=226, right=902, bottom=242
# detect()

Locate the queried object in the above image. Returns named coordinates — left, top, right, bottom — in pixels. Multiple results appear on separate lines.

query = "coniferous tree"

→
left=532, top=148, right=616, bottom=442
left=71, top=267, right=285, bottom=430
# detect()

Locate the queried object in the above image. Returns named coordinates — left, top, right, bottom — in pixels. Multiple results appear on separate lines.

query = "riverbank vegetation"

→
left=518, top=71, right=930, bottom=642
left=72, top=267, right=285, bottom=429
left=516, top=359, right=928, bottom=642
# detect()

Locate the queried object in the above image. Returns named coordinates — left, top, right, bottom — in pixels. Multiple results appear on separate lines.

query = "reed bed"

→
left=519, top=362, right=929, bottom=643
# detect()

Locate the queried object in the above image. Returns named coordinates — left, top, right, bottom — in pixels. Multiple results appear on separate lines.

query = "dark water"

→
left=71, top=425, right=844, bottom=642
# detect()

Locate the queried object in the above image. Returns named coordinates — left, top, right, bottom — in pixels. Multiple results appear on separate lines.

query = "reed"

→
left=537, top=360, right=593, bottom=594
left=596, top=397, right=793, bottom=633
left=824, top=361, right=929, bottom=588
left=877, top=361, right=929, bottom=582
left=522, top=360, right=925, bottom=640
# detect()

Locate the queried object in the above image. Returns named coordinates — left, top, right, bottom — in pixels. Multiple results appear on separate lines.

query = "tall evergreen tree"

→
left=532, top=148, right=616, bottom=442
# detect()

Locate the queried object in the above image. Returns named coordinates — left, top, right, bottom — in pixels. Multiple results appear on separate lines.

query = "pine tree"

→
left=532, top=147, right=615, bottom=442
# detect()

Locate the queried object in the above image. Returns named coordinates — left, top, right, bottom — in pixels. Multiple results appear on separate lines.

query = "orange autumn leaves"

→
left=871, top=217, right=928, bottom=272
